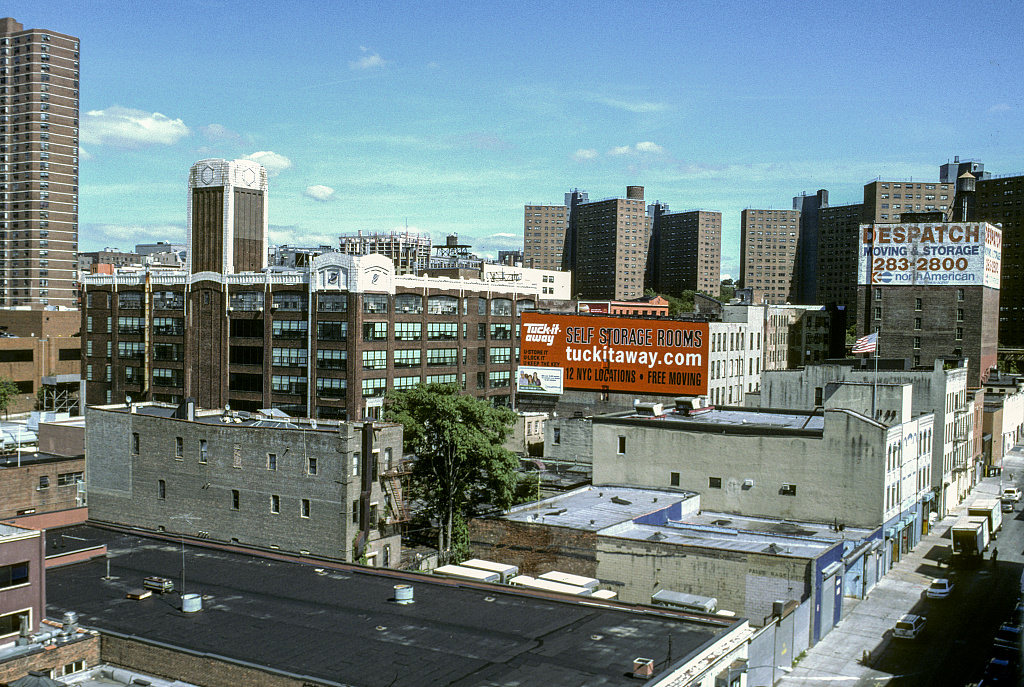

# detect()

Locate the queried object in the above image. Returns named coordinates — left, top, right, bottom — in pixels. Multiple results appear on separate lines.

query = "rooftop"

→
left=497, top=486, right=863, bottom=559
left=598, top=406, right=826, bottom=433
left=46, top=525, right=741, bottom=687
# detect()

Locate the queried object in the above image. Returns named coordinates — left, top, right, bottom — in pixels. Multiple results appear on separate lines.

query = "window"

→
left=132, top=432, right=139, bottom=455
left=175, top=436, right=183, bottom=458
left=231, top=489, right=240, bottom=510
left=362, top=378, right=386, bottom=397
left=394, top=294, right=422, bottom=313
left=956, top=309, right=964, bottom=322
left=268, top=453, right=278, bottom=470
left=553, top=427, right=560, bottom=444
left=914, top=318, right=921, bottom=330
left=394, top=322, right=421, bottom=341
left=271, top=494, right=280, bottom=514
left=427, top=348, right=458, bottom=366
left=316, top=377, right=346, bottom=397
left=317, top=321, right=348, bottom=341
left=38, top=475, right=49, bottom=490
left=62, top=661, right=86, bottom=676
left=955, top=327, right=963, bottom=341
left=199, top=440, right=208, bottom=464
left=273, top=292, right=305, bottom=311
left=363, top=350, right=387, bottom=369
left=780, top=483, right=797, bottom=496
left=153, top=317, right=184, bottom=336
left=427, top=322, right=458, bottom=340
left=0, top=562, right=30, bottom=590
left=394, top=375, right=421, bottom=390
left=273, top=320, right=308, bottom=339
left=57, top=472, right=83, bottom=486
left=874, top=307, right=881, bottom=320
left=427, top=295, right=458, bottom=314
left=617, top=436, right=626, bottom=454
left=915, top=298, right=922, bottom=311
left=308, top=457, right=318, bottom=475
left=670, top=472, right=680, bottom=487
left=158, top=479, right=166, bottom=499
left=491, top=298, right=512, bottom=316
left=273, top=347, right=308, bottom=367
left=709, top=477, right=722, bottom=489
left=317, top=349, right=347, bottom=370
left=363, top=294, right=389, bottom=313
left=363, top=322, right=388, bottom=341
left=490, top=323, right=512, bottom=340
left=394, top=349, right=421, bottom=367
left=874, top=287, right=881, bottom=300
left=301, top=498, right=311, bottom=518
left=490, top=347, right=511, bottom=364
left=957, top=288, right=964, bottom=301
left=317, top=293, right=348, bottom=312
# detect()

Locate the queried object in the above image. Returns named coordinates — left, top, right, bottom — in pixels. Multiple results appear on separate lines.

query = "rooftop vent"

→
left=394, top=584, right=415, bottom=604
left=634, top=402, right=663, bottom=417
left=632, top=657, right=654, bottom=679
left=673, top=396, right=711, bottom=416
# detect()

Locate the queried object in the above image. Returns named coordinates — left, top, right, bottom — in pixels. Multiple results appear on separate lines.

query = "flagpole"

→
left=872, top=329, right=878, bottom=421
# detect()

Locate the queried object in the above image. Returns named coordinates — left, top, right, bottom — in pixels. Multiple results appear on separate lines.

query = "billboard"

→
left=858, top=222, right=1001, bottom=289
left=517, top=366, right=564, bottom=394
left=519, top=312, right=708, bottom=395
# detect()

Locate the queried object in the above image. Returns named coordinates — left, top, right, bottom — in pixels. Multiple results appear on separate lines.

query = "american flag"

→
left=852, top=332, right=878, bottom=354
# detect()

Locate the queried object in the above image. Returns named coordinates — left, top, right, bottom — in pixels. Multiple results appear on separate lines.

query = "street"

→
left=870, top=454, right=1024, bottom=686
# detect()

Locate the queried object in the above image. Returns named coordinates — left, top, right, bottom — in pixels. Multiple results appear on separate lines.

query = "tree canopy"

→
left=0, top=377, right=19, bottom=420
left=384, top=383, right=519, bottom=563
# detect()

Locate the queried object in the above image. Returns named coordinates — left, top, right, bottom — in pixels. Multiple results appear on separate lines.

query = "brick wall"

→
left=100, top=634, right=329, bottom=687
left=0, top=457, right=85, bottom=519
left=0, top=633, right=100, bottom=684
left=468, top=518, right=598, bottom=578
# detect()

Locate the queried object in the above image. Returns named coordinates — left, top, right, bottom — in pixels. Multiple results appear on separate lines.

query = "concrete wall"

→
left=85, top=406, right=402, bottom=565
left=592, top=411, right=888, bottom=529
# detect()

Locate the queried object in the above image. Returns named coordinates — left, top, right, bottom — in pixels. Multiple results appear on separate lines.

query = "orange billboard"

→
left=520, top=312, right=708, bottom=395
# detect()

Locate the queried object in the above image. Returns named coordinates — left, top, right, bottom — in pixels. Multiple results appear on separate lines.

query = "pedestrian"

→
left=993, top=546, right=999, bottom=563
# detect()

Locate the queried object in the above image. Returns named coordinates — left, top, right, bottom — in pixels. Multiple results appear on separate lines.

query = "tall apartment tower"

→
left=523, top=202, right=568, bottom=270
left=977, top=172, right=1024, bottom=345
left=739, top=208, right=800, bottom=304
left=792, top=190, right=828, bottom=304
left=647, top=203, right=721, bottom=298
left=816, top=178, right=956, bottom=325
left=0, top=18, right=80, bottom=308
left=572, top=186, right=650, bottom=300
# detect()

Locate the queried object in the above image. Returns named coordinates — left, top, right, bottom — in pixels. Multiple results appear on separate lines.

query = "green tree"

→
left=0, top=377, right=19, bottom=420
left=719, top=279, right=736, bottom=302
left=384, top=383, right=519, bottom=563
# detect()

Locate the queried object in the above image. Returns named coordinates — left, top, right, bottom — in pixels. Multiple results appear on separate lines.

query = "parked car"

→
left=1002, top=487, right=1021, bottom=503
left=993, top=623, right=1022, bottom=652
left=893, top=613, right=926, bottom=639
left=1003, top=500, right=1015, bottom=512
left=980, top=656, right=1015, bottom=685
left=926, top=578, right=954, bottom=599
left=1009, top=601, right=1024, bottom=627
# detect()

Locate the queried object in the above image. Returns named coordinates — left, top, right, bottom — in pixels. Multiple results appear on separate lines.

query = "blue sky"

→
left=9, top=0, right=1024, bottom=280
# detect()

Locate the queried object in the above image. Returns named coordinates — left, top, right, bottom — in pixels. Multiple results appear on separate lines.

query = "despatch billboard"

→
left=519, top=312, right=708, bottom=395
left=858, top=222, right=1001, bottom=289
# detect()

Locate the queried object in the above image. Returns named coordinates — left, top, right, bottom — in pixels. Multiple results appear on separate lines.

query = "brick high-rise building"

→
left=523, top=201, right=569, bottom=270
left=572, top=186, right=650, bottom=300
left=647, top=204, right=721, bottom=298
left=977, top=173, right=1024, bottom=345
left=739, top=208, right=800, bottom=304
left=0, top=18, right=80, bottom=308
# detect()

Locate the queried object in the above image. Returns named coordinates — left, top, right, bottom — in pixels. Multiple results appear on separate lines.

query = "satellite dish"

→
left=310, top=419, right=318, bottom=430
left=125, top=395, right=132, bottom=405
left=224, top=403, right=231, bottom=412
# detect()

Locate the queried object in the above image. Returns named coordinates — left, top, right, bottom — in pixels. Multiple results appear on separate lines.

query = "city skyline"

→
left=7, top=0, right=1024, bottom=281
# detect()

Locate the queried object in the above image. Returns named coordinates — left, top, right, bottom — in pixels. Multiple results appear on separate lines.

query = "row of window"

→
left=157, top=481, right=313, bottom=519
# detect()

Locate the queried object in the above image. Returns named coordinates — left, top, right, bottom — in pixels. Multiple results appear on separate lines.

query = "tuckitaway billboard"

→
left=519, top=312, right=708, bottom=395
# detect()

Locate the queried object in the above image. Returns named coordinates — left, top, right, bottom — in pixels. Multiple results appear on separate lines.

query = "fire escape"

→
left=381, top=458, right=412, bottom=536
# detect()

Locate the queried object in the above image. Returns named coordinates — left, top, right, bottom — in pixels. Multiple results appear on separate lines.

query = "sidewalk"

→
left=776, top=457, right=1016, bottom=686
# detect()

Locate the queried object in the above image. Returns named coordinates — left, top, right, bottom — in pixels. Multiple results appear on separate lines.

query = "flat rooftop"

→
left=611, top=407, right=826, bottom=431
left=46, top=526, right=740, bottom=687
left=497, top=486, right=863, bottom=558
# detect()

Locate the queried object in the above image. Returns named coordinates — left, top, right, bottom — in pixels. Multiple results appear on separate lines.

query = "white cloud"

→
left=81, top=106, right=190, bottom=148
left=78, top=147, right=93, bottom=161
left=269, top=225, right=338, bottom=247
left=592, top=96, right=668, bottom=113
left=989, top=103, right=1011, bottom=113
left=242, top=151, right=293, bottom=176
left=87, top=223, right=185, bottom=245
left=350, top=46, right=386, bottom=70
left=609, top=142, right=666, bottom=156
left=304, top=185, right=336, bottom=202
left=635, top=141, right=665, bottom=154
left=572, top=148, right=599, bottom=162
